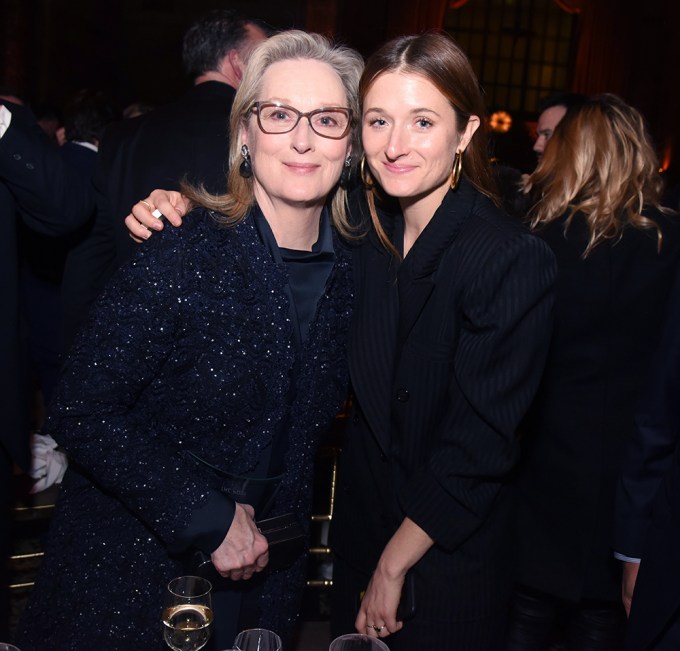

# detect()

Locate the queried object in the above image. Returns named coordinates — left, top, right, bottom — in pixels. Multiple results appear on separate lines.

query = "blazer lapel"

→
left=349, top=228, right=399, bottom=455
left=396, top=181, right=478, bottom=351
left=350, top=182, right=478, bottom=452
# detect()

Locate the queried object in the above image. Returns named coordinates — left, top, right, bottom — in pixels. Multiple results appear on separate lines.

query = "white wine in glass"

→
left=162, top=575, right=213, bottom=651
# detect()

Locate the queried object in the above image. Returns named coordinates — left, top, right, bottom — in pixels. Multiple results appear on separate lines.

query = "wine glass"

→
left=0, top=644, right=21, bottom=651
left=329, top=633, right=390, bottom=651
left=162, top=575, right=213, bottom=651
left=233, top=628, right=282, bottom=651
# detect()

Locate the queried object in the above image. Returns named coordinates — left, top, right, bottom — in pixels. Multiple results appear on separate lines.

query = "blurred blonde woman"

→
left=508, top=94, right=680, bottom=650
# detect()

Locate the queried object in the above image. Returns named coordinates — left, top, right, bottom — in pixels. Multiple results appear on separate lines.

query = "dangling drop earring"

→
left=339, top=155, right=352, bottom=188
left=239, top=144, right=253, bottom=178
left=450, top=150, right=463, bottom=190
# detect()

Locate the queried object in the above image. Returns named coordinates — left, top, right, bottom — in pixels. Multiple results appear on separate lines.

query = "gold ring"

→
left=369, top=625, right=385, bottom=633
left=140, top=199, right=153, bottom=210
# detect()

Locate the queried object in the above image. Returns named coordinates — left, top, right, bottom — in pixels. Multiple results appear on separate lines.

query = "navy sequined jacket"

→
left=18, top=207, right=353, bottom=650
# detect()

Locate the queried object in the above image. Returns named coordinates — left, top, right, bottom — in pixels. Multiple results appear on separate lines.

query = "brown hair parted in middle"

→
left=358, top=31, right=498, bottom=254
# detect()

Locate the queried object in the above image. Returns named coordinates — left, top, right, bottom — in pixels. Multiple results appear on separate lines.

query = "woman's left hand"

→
left=354, top=516, right=434, bottom=639
left=211, top=502, right=269, bottom=581
left=355, top=568, right=405, bottom=639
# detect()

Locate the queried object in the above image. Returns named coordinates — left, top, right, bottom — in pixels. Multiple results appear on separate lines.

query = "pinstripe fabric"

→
left=332, top=180, right=557, bottom=649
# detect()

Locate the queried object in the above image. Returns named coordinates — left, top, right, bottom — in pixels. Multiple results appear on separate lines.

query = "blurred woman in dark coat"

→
left=507, top=94, right=680, bottom=650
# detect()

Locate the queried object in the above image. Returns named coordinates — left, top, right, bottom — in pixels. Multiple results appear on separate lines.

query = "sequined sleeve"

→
left=44, top=219, right=221, bottom=545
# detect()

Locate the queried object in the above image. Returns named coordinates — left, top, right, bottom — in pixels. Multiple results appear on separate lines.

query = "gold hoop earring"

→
left=450, top=150, right=463, bottom=190
left=360, top=155, right=373, bottom=189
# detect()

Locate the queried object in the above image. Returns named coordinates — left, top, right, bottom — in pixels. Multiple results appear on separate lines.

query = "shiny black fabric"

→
left=505, top=585, right=626, bottom=651
left=17, top=207, right=353, bottom=650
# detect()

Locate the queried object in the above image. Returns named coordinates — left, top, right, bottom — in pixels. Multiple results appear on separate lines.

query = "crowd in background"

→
left=2, top=9, right=680, bottom=651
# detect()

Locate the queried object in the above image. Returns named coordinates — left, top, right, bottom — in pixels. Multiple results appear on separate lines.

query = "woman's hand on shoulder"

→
left=210, top=502, right=269, bottom=581
left=125, top=189, right=191, bottom=242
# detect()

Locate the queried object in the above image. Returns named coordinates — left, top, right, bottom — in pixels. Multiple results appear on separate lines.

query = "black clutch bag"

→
left=190, top=513, right=305, bottom=588
left=396, top=572, right=416, bottom=621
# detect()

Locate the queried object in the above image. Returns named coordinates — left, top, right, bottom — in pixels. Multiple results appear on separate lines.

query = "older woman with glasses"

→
left=16, top=31, right=362, bottom=651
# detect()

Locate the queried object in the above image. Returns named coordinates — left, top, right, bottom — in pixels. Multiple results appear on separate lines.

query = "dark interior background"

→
left=2, top=0, right=679, bottom=179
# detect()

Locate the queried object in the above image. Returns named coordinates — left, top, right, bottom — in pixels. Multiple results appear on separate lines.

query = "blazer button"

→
left=25, top=162, right=35, bottom=170
left=13, top=153, right=21, bottom=160
left=396, top=388, right=410, bottom=402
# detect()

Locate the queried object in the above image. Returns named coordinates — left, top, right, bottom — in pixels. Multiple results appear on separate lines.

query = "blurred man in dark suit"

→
left=0, top=97, right=93, bottom=640
left=19, top=90, right=115, bottom=399
left=532, top=92, right=586, bottom=163
left=62, top=10, right=268, bottom=346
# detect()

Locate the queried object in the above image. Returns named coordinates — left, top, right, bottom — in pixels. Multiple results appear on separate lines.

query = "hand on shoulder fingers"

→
left=355, top=567, right=405, bottom=639
left=124, top=189, right=190, bottom=242
left=210, top=502, right=269, bottom=581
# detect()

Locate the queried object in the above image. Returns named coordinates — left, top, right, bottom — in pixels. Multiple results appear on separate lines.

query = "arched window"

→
left=443, top=0, right=577, bottom=118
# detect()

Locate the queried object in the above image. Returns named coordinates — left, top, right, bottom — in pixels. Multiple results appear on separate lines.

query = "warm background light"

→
left=489, top=110, right=513, bottom=133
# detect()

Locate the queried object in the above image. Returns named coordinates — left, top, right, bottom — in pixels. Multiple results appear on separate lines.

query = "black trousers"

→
left=505, top=584, right=626, bottom=651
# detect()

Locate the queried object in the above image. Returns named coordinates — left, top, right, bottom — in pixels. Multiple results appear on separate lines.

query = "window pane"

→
left=487, top=37, right=499, bottom=58
left=530, top=38, right=543, bottom=61
left=510, top=88, right=522, bottom=111
left=484, top=59, right=497, bottom=82
left=541, top=65, right=555, bottom=87
left=544, top=40, right=556, bottom=60
left=443, top=0, right=574, bottom=116
left=469, top=36, right=483, bottom=58
left=527, top=64, right=539, bottom=87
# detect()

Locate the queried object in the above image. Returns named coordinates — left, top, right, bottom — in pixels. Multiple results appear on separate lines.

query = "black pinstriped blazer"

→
left=333, top=179, right=556, bottom=625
